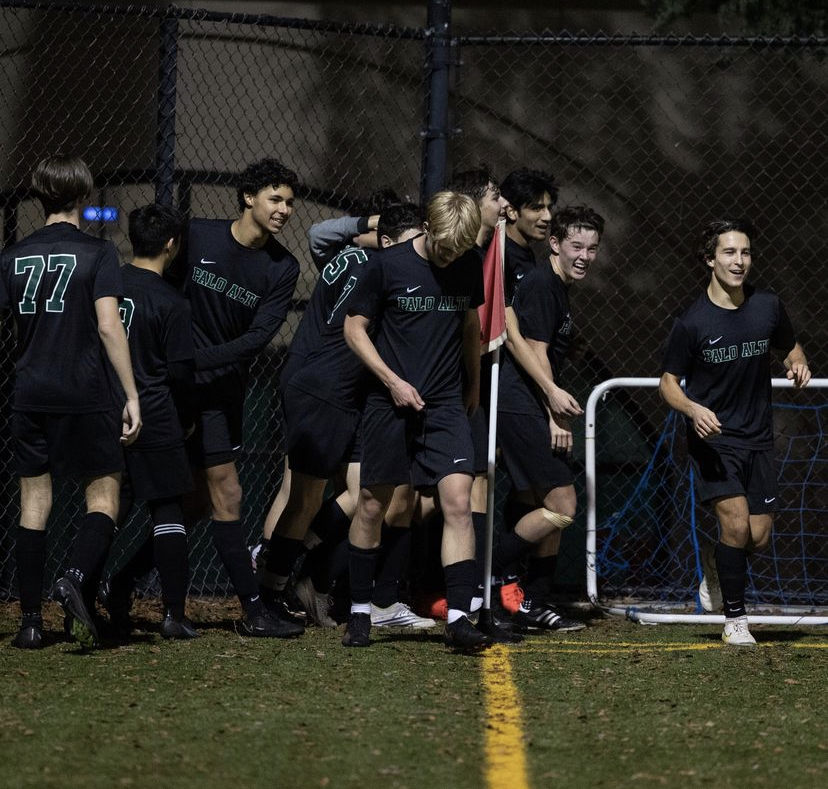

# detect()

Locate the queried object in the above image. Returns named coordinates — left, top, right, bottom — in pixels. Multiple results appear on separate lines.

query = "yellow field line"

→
left=511, top=641, right=828, bottom=654
left=482, top=644, right=530, bottom=789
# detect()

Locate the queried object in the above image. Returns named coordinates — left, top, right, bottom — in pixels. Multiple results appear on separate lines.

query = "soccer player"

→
left=258, top=204, right=434, bottom=630
left=500, top=167, right=557, bottom=301
left=108, top=203, right=198, bottom=639
left=0, top=154, right=141, bottom=649
left=342, top=191, right=492, bottom=651
left=659, top=219, right=810, bottom=646
left=495, top=206, right=604, bottom=632
left=495, top=167, right=564, bottom=613
left=177, top=158, right=303, bottom=638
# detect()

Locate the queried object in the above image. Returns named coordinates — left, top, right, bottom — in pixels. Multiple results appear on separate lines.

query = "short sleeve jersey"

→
left=661, top=285, right=796, bottom=449
left=120, top=265, right=194, bottom=449
left=499, top=263, right=572, bottom=415
left=178, top=218, right=299, bottom=386
left=288, top=245, right=372, bottom=409
left=0, top=222, right=123, bottom=412
left=348, top=240, right=484, bottom=406
left=504, top=235, right=539, bottom=304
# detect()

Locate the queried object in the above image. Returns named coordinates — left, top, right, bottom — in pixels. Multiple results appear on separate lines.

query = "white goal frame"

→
left=585, top=377, right=828, bottom=625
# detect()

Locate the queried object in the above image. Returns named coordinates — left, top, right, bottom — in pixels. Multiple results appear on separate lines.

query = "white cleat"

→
left=371, top=601, right=436, bottom=629
left=722, top=615, right=756, bottom=646
left=699, top=544, right=723, bottom=612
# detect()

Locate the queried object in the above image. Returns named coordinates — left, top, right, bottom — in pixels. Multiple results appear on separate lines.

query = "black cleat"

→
left=12, top=619, right=43, bottom=649
left=239, top=610, right=304, bottom=638
left=51, top=576, right=99, bottom=648
left=99, top=578, right=134, bottom=638
left=160, top=612, right=200, bottom=640
left=512, top=601, right=586, bottom=633
left=262, top=587, right=307, bottom=625
left=341, top=612, right=371, bottom=647
left=444, top=616, right=493, bottom=652
left=472, top=608, right=524, bottom=644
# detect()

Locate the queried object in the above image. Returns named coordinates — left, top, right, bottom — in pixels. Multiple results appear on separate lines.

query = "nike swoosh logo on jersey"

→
left=516, top=273, right=525, bottom=280
left=406, top=285, right=421, bottom=293
left=708, top=336, right=723, bottom=345
left=453, top=457, right=467, bottom=464
left=200, top=258, right=217, bottom=265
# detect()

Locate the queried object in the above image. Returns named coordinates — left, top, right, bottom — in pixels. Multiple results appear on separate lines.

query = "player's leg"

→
left=12, top=473, right=53, bottom=648
left=145, top=495, right=197, bottom=639
left=343, top=483, right=394, bottom=646
left=255, top=458, right=291, bottom=569
left=713, top=494, right=757, bottom=645
left=50, top=472, right=121, bottom=649
left=370, top=485, right=436, bottom=629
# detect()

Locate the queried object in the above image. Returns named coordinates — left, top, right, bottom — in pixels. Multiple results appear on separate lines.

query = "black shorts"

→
left=283, top=384, right=360, bottom=479
left=187, top=379, right=244, bottom=468
left=360, top=401, right=475, bottom=489
left=497, top=409, right=574, bottom=492
left=11, top=409, right=124, bottom=479
left=687, top=433, right=779, bottom=514
left=469, top=406, right=489, bottom=475
left=124, top=444, right=194, bottom=501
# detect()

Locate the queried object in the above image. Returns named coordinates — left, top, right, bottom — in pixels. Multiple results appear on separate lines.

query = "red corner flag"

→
left=478, top=219, right=507, bottom=353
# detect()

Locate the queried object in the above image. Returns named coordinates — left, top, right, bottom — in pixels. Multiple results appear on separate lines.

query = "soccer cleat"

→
left=160, top=612, right=200, bottom=640
left=722, top=615, right=756, bottom=646
left=341, top=612, right=371, bottom=647
left=415, top=593, right=448, bottom=621
left=371, top=601, right=437, bottom=629
left=263, top=588, right=308, bottom=625
left=294, top=576, right=336, bottom=628
left=699, top=544, right=723, bottom=613
left=12, top=620, right=43, bottom=649
left=499, top=581, right=525, bottom=614
left=51, top=576, right=99, bottom=648
left=239, top=610, right=304, bottom=638
left=512, top=600, right=586, bottom=632
left=99, top=578, right=134, bottom=637
left=443, top=616, right=493, bottom=651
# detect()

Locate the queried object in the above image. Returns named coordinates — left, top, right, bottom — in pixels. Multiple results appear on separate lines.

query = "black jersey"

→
left=499, top=263, right=572, bottom=415
left=0, top=222, right=123, bottom=413
left=348, top=239, right=484, bottom=406
left=661, top=285, right=796, bottom=449
left=120, top=265, right=194, bottom=449
left=288, top=245, right=371, bottom=409
left=504, top=235, right=539, bottom=304
left=177, top=218, right=299, bottom=386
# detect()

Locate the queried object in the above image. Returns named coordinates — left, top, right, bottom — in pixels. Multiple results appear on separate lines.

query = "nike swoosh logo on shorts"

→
left=453, top=458, right=467, bottom=464
left=764, top=497, right=776, bottom=504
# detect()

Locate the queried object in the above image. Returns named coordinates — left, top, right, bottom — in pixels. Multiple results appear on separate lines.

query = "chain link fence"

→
left=1, top=1, right=826, bottom=604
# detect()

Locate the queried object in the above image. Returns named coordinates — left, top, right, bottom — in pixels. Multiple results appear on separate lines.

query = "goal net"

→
left=585, top=378, right=828, bottom=624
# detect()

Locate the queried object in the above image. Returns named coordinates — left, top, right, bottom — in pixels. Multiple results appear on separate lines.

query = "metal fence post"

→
left=156, top=12, right=178, bottom=206
left=420, top=0, right=452, bottom=203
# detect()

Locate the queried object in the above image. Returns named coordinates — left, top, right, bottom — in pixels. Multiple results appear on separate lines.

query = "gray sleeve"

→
left=308, top=216, right=363, bottom=270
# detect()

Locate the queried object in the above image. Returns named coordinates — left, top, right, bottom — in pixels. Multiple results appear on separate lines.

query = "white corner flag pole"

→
left=482, top=343, right=501, bottom=612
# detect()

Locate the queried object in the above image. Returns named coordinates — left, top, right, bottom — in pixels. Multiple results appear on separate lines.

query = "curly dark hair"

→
left=236, top=158, right=299, bottom=211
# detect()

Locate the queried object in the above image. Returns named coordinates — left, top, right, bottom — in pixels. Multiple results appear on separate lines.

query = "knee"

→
left=212, top=478, right=243, bottom=518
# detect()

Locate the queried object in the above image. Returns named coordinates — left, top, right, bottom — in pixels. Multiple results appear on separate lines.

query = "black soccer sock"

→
left=307, top=497, right=352, bottom=544
left=66, top=512, right=116, bottom=592
left=472, top=511, right=488, bottom=587
left=211, top=519, right=262, bottom=617
left=262, top=534, right=306, bottom=591
left=372, top=524, right=411, bottom=608
left=16, top=527, right=46, bottom=617
left=109, top=534, right=155, bottom=602
left=493, top=530, right=533, bottom=578
left=716, top=542, right=748, bottom=618
left=149, top=498, right=189, bottom=620
left=444, top=559, right=476, bottom=618
left=348, top=542, right=380, bottom=607
left=501, top=500, right=534, bottom=581
left=303, top=538, right=339, bottom=594
left=523, top=555, right=558, bottom=605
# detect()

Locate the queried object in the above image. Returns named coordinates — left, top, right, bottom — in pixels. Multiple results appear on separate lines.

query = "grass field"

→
left=2, top=599, right=827, bottom=789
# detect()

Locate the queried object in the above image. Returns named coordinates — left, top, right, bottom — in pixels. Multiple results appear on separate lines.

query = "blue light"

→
left=83, top=206, right=119, bottom=222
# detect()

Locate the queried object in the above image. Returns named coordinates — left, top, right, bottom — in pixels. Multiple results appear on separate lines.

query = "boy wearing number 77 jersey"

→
left=0, top=154, right=141, bottom=649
